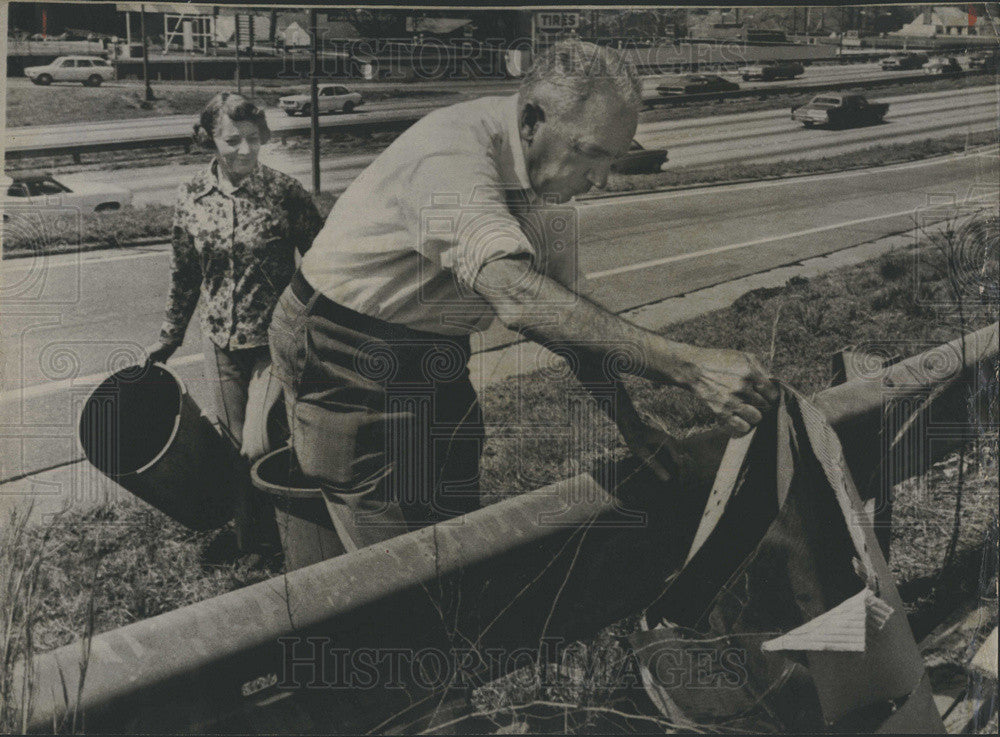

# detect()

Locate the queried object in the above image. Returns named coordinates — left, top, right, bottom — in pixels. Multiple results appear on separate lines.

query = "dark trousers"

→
left=268, top=273, right=484, bottom=552
left=203, top=337, right=284, bottom=553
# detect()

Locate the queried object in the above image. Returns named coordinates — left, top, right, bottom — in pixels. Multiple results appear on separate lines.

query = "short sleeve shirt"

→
left=300, top=94, right=583, bottom=336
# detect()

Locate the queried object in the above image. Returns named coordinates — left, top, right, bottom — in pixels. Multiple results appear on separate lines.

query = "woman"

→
left=147, top=92, right=323, bottom=554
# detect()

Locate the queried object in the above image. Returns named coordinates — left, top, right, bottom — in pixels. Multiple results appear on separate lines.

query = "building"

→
left=405, top=17, right=475, bottom=42
left=273, top=13, right=360, bottom=48
left=686, top=8, right=788, bottom=43
left=895, top=6, right=995, bottom=37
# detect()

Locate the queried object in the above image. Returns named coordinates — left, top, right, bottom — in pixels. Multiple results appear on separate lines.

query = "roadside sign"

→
left=535, top=11, right=579, bottom=31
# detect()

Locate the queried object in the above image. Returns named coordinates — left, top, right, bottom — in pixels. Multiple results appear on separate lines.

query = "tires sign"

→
left=536, top=12, right=580, bottom=31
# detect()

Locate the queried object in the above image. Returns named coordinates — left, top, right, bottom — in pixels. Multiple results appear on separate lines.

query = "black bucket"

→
left=78, top=363, right=238, bottom=530
left=251, top=446, right=346, bottom=571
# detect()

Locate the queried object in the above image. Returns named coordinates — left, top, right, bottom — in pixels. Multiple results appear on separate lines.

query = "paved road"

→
left=4, top=62, right=956, bottom=150
left=53, top=85, right=1000, bottom=207
left=2, top=151, right=996, bottom=486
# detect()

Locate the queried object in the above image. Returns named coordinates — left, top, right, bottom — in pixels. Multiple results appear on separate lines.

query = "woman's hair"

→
left=193, top=92, right=270, bottom=147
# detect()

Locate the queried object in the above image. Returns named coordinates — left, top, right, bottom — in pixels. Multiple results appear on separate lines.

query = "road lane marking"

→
left=10, top=191, right=996, bottom=402
left=585, top=192, right=995, bottom=280
left=3, top=149, right=995, bottom=279
left=0, top=351, right=205, bottom=403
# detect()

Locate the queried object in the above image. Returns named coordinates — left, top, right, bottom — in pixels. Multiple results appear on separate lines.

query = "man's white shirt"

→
left=301, top=94, right=585, bottom=335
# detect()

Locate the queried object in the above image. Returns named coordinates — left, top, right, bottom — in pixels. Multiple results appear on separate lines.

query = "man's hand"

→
left=474, top=257, right=778, bottom=436
left=680, top=347, right=778, bottom=436
left=146, top=341, right=178, bottom=366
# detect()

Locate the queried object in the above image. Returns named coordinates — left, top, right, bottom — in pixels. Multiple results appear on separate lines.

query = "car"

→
left=24, top=55, right=115, bottom=86
left=791, top=93, right=889, bottom=128
left=740, top=61, right=805, bottom=81
left=968, top=51, right=1000, bottom=72
left=279, top=84, right=364, bottom=116
left=923, top=56, right=963, bottom=75
left=2, top=171, right=132, bottom=220
left=610, top=140, right=668, bottom=175
left=881, top=53, right=929, bottom=71
left=655, top=73, right=740, bottom=96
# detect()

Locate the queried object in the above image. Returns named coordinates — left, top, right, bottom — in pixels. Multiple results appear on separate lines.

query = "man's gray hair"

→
left=519, top=39, right=642, bottom=117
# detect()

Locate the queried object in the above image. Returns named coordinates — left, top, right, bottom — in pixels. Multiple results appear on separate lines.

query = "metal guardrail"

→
left=13, top=322, right=998, bottom=733
left=5, top=68, right=993, bottom=164
left=4, top=111, right=428, bottom=163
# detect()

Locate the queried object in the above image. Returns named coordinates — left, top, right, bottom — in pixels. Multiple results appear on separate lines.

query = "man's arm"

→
left=476, top=256, right=776, bottom=436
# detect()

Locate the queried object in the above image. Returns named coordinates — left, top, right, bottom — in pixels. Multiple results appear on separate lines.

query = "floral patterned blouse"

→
left=159, top=160, right=323, bottom=351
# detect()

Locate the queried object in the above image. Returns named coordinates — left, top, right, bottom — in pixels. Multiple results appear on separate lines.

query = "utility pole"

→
left=141, top=4, right=153, bottom=101
left=235, top=12, right=241, bottom=94
left=248, top=14, right=255, bottom=99
left=310, top=7, right=320, bottom=195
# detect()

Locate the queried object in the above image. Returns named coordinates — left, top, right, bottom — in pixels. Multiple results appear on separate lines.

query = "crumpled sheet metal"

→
left=630, top=387, right=946, bottom=732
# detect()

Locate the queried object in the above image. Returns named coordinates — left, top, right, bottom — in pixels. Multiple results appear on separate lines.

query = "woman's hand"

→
left=146, top=342, right=178, bottom=365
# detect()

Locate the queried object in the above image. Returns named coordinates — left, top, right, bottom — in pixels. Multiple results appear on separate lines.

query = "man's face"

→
left=521, top=91, right=637, bottom=204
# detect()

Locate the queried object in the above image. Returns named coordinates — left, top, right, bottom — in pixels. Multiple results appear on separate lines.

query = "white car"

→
left=3, top=172, right=132, bottom=221
left=279, top=84, right=363, bottom=116
left=25, top=56, right=115, bottom=86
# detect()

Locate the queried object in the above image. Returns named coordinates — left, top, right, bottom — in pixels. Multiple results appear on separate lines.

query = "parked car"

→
left=610, top=140, right=668, bottom=175
left=881, top=53, right=929, bottom=71
left=3, top=171, right=132, bottom=219
left=791, top=93, right=889, bottom=128
left=279, top=84, right=364, bottom=116
left=655, top=74, right=740, bottom=96
left=923, top=56, right=963, bottom=75
left=24, top=55, right=114, bottom=86
left=968, top=51, right=1000, bottom=72
left=740, top=61, right=804, bottom=81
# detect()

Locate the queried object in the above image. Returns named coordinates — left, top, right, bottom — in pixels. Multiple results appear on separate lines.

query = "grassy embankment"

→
left=3, top=72, right=990, bottom=173
left=4, top=83, right=462, bottom=128
left=6, top=71, right=988, bottom=130
left=2, top=218, right=996, bottom=732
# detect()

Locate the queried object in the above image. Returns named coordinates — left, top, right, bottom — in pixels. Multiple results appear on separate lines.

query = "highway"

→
left=2, top=151, right=996, bottom=490
left=60, top=84, right=1000, bottom=206
left=5, top=61, right=979, bottom=153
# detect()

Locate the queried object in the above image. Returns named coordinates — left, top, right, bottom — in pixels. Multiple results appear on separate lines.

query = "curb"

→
left=3, top=145, right=995, bottom=261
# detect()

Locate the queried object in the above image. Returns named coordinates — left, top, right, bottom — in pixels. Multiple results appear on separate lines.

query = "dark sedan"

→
left=656, top=74, right=740, bottom=96
left=611, top=140, right=668, bottom=175
left=881, top=53, right=928, bottom=71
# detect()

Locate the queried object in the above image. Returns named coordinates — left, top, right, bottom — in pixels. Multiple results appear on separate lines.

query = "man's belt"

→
left=290, top=270, right=471, bottom=352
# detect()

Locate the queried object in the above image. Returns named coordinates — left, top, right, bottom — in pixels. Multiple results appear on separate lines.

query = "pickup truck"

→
left=791, top=93, right=888, bottom=128
left=741, top=61, right=804, bottom=81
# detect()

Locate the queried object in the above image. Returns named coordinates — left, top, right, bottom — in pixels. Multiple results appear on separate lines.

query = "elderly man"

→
left=269, top=40, right=777, bottom=552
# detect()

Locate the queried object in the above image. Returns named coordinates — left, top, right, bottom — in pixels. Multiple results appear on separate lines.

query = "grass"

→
left=604, top=129, right=999, bottom=193
left=640, top=73, right=994, bottom=124
left=3, top=130, right=996, bottom=259
left=10, top=215, right=996, bottom=657
left=4, top=213, right=996, bottom=734
left=2, top=193, right=339, bottom=257
left=5, top=73, right=991, bottom=171
left=5, top=81, right=462, bottom=128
